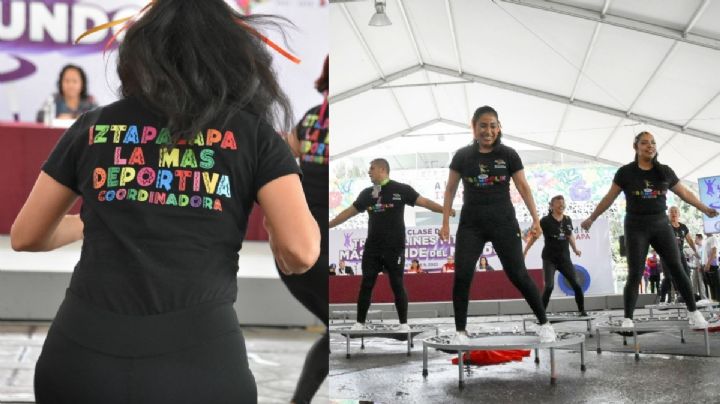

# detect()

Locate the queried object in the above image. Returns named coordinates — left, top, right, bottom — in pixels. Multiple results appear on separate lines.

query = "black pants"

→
left=357, top=247, right=408, bottom=324
left=542, top=255, right=584, bottom=313
left=277, top=204, right=328, bottom=404
left=649, top=274, right=660, bottom=294
left=453, top=205, right=546, bottom=331
left=704, top=266, right=720, bottom=301
left=624, top=214, right=696, bottom=319
left=659, top=255, right=691, bottom=302
left=35, top=291, right=256, bottom=404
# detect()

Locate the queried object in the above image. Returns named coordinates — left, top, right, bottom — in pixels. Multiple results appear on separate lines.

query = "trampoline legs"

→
left=346, top=334, right=351, bottom=359
left=550, top=348, right=557, bottom=385
left=458, top=350, right=465, bottom=389
left=422, top=343, right=428, bottom=378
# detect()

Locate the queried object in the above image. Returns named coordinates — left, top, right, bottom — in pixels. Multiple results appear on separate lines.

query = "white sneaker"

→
left=688, top=310, right=708, bottom=329
left=350, top=322, right=366, bottom=331
left=538, top=323, right=556, bottom=343
left=450, top=331, right=469, bottom=345
left=398, top=323, right=411, bottom=332
left=697, top=299, right=711, bottom=305
left=621, top=318, right=634, bottom=328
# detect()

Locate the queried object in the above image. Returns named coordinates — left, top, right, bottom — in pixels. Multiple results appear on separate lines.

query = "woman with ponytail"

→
left=12, top=1, right=319, bottom=402
left=440, top=105, right=556, bottom=345
left=279, top=56, right=329, bottom=404
left=524, top=195, right=586, bottom=316
left=581, top=131, right=717, bottom=329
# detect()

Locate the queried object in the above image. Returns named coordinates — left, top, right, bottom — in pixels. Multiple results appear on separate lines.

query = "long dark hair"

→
left=117, top=0, right=293, bottom=142
left=57, top=64, right=89, bottom=100
left=315, top=56, right=328, bottom=93
left=471, top=105, right=503, bottom=147
left=633, top=131, right=667, bottom=182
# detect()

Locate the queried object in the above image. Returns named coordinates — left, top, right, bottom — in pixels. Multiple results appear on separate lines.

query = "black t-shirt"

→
left=540, top=214, right=573, bottom=260
left=671, top=222, right=690, bottom=255
left=42, top=97, right=300, bottom=315
left=449, top=143, right=523, bottom=206
left=295, top=100, right=328, bottom=209
left=613, top=162, right=679, bottom=215
left=352, top=180, right=419, bottom=249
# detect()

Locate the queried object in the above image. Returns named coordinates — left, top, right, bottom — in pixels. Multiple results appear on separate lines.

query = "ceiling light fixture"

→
left=369, top=0, right=392, bottom=27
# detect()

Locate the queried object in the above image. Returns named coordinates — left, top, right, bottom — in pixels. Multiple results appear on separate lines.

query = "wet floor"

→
left=330, top=310, right=720, bottom=403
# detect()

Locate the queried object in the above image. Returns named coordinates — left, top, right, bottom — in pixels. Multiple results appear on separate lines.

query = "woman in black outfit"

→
left=280, top=56, right=329, bottom=404
left=440, top=105, right=556, bottom=344
left=581, top=131, right=717, bottom=329
left=11, top=1, right=319, bottom=403
left=524, top=195, right=586, bottom=316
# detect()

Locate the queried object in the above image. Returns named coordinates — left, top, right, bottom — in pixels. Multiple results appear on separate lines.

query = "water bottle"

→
left=43, top=96, right=55, bottom=126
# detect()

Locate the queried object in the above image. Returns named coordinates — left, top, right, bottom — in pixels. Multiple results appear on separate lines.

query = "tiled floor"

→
left=0, top=322, right=328, bottom=403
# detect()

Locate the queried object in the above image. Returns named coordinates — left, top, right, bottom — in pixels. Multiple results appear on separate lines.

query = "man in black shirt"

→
left=330, top=158, right=450, bottom=331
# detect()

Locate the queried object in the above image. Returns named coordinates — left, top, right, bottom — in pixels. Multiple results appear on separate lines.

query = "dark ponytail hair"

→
left=315, top=56, right=329, bottom=93
left=117, top=0, right=293, bottom=143
left=548, top=194, right=564, bottom=215
left=633, top=131, right=667, bottom=182
left=471, top=105, right=502, bottom=147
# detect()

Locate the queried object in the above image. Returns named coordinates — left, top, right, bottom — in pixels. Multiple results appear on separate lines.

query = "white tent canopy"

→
left=329, top=0, right=720, bottom=183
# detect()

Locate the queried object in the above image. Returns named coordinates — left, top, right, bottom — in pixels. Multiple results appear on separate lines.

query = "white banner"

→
left=329, top=217, right=615, bottom=296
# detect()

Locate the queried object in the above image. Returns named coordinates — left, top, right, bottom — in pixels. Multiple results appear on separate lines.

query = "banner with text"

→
left=330, top=218, right=614, bottom=296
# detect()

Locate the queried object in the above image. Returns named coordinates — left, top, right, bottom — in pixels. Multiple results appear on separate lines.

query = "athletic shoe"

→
left=697, top=299, right=711, bottom=305
left=579, top=311, right=589, bottom=317
left=350, top=322, right=366, bottom=331
left=398, top=323, right=411, bottom=332
left=538, top=323, right=556, bottom=343
left=621, top=318, right=634, bottom=328
left=688, top=310, right=708, bottom=329
left=450, top=331, right=469, bottom=345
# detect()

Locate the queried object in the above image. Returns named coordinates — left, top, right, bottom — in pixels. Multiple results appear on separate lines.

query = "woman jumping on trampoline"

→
left=581, top=131, right=717, bottom=329
left=440, top=105, right=556, bottom=345
left=524, top=194, right=587, bottom=316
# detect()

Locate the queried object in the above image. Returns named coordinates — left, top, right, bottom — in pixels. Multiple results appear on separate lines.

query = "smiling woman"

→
left=440, top=105, right=556, bottom=345
left=582, top=131, right=719, bottom=329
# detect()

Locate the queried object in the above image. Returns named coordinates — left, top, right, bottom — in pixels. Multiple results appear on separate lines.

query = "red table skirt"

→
left=0, top=122, right=268, bottom=240
left=330, top=270, right=544, bottom=304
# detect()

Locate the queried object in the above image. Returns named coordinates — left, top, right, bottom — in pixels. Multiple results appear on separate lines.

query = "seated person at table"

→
left=36, top=64, right=98, bottom=123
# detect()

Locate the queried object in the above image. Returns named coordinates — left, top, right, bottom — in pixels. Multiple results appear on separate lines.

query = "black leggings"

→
left=277, top=204, right=328, bottom=404
left=659, top=255, right=690, bottom=302
left=624, top=214, right=696, bottom=319
left=542, top=256, right=585, bottom=312
left=357, top=247, right=408, bottom=324
left=453, top=205, right=546, bottom=331
left=35, top=291, right=255, bottom=404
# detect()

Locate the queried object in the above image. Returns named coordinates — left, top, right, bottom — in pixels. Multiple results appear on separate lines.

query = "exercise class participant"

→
left=524, top=195, right=586, bottom=316
left=329, top=158, right=449, bottom=331
left=279, top=56, right=329, bottom=404
left=11, top=1, right=319, bottom=402
left=658, top=206, right=700, bottom=303
left=440, top=105, right=556, bottom=344
left=581, top=131, right=717, bottom=329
